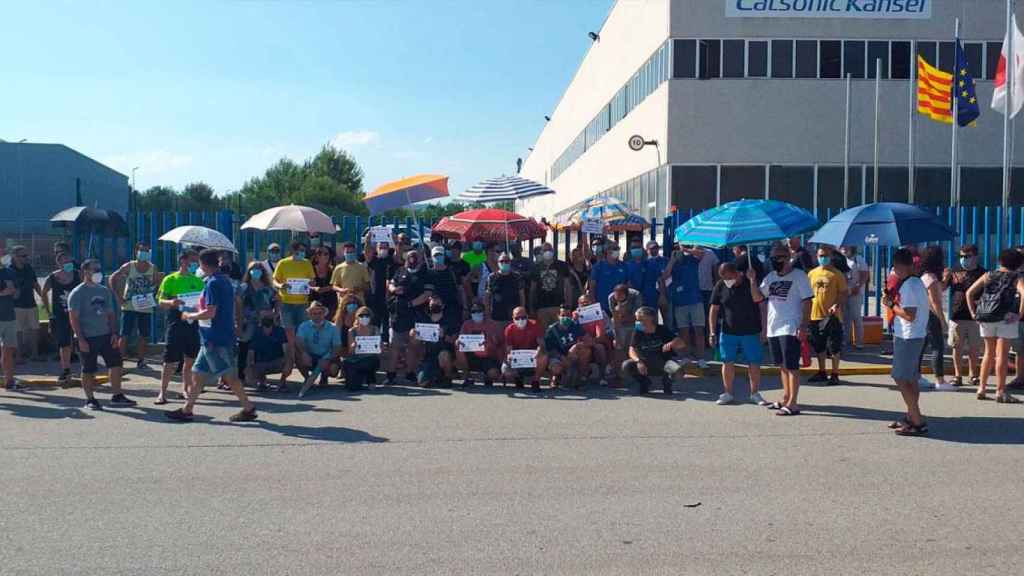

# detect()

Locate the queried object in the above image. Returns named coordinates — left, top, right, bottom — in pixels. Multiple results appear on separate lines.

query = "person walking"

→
left=155, top=249, right=205, bottom=405
left=807, top=245, right=848, bottom=385
left=709, top=262, right=767, bottom=405
left=885, top=248, right=931, bottom=436
left=920, top=246, right=951, bottom=390
left=41, top=251, right=80, bottom=386
left=966, top=248, right=1024, bottom=403
left=840, top=245, right=870, bottom=350
left=68, top=259, right=136, bottom=410
left=760, top=242, right=812, bottom=416
left=944, top=244, right=985, bottom=388
left=165, top=249, right=257, bottom=422
left=109, top=241, right=162, bottom=370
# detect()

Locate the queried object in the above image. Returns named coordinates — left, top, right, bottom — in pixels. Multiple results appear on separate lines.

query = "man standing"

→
left=662, top=246, right=706, bottom=368
left=625, top=239, right=646, bottom=296
left=530, top=242, right=571, bottom=331
left=641, top=241, right=669, bottom=324
left=788, top=236, right=815, bottom=271
left=385, top=249, right=430, bottom=385
left=945, top=244, right=985, bottom=387
left=331, top=241, right=371, bottom=301
left=155, top=249, right=204, bottom=405
left=166, top=249, right=257, bottom=422
left=41, top=251, right=80, bottom=386
left=588, top=242, right=628, bottom=315
left=696, top=246, right=720, bottom=321
left=840, top=245, right=870, bottom=350
left=807, top=245, right=848, bottom=385
left=760, top=243, right=812, bottom=415
left=273, top=240, right=315, bottom=363
left=109, top=241, right=162, bottom=370
left=68, top=259, right=136, bottom=410
left=709, top=262, right=767, bottom=405
left=0, top=251, right=19, bottom=389
left=486, top=252, right=525, bottom=327
left=886, top=248, right=930, bottom=436
left=427, top=246, right=466, bottom=326
left=10, top=245, right=46, bottom=362
left=364, top=241, right=400, bottom=341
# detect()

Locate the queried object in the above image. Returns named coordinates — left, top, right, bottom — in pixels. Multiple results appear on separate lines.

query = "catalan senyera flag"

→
left=917, top=55, right=954, bottom=124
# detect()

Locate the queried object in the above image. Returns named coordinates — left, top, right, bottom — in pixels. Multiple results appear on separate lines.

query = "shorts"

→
left=50, top=315, right=73, bottom=348
left=612, top=324, right=635, bottom=351
left=193, top=345, right=237, bottom=380
left=769, top=335, right=801, bottom=371
left=948, top=320, right=982, bottom=350
left=979, top=321, right=1017, bottom=340
left=80, top=335, right=123, bottom=374
left=464, top=355, right=499, bottom=374
left=0, top=320, right=18, bottom=348
left=809, top=317, right=843, bottom=356
left=280, top=303, right=308, bottom=329
left=673, top=303, right=706, bottom=329
left=120, top=310, right=152, bottom=339
left=163, top=322, right=201, bottom=363
left=719, top=333, right=764, bottom=364
left=15, top=307, right=39, bottom=332
left=892, top=337, right=925, bottom=382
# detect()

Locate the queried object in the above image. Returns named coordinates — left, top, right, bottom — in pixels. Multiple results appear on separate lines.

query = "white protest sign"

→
left=370, top=226, right=395, bottom=246
left=581, top=218, right=605, bottom=235
left=131, top=293, right=156, bottom=311
left=577, top=303, right=604, bottom=324
left=508, top=349, right=538, bottom=369
left=178, top=291, right=202, bottom=312
left=414, top=322, right=440, bottom=342
left=355, top=335, right=382, bottom=355
left=457, top=333, right=486, bottom=352
left=286, top=278, right=310, bottom=295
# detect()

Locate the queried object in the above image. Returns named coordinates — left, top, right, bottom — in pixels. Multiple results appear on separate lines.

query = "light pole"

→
left=131, top=167, right=139, bottom=211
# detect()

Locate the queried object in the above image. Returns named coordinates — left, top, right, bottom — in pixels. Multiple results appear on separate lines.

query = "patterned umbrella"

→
left=432, top=208, right=547, bottom=244
left=554, top=196, right=649, bottom=233
left=158, top=225, right=237, bottom=252
left=461, top=175, right=555, bottom=203
left=240, top=204, right=335, bottom=234
left=673, top=199, right=820, bottom=248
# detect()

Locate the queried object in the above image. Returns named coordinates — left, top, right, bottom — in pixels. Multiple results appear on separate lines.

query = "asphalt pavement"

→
left=1, top=364, right=1022, bottom=575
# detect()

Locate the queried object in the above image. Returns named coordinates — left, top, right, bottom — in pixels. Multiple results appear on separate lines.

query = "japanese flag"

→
left=992, top=14, right=1024, bottom=118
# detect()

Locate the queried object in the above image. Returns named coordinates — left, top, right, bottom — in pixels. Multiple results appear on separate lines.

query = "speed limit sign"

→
left=628, top=135, right=645, bottom=151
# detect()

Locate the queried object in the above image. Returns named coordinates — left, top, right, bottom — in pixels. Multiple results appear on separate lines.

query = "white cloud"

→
left=330, top=130, right=381, bottom=149
left=103, top=150, right=194, bottom=177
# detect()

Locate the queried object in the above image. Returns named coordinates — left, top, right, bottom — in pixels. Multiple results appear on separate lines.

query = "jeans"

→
left=343, top=355, right=380, bottom=389
left=844, top=295, right=864, bottom=346
left=920, top=313, right=945, bottom=380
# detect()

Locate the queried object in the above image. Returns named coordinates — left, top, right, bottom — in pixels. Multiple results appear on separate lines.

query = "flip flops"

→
left=894, top=422, right=928, bottom=436
left=996, top=394, right=1022, bottom=404
left=776, top=406, right=800, bottom=416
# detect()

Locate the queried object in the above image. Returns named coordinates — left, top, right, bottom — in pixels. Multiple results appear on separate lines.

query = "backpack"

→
left=975, top=271, right=1018, bottom=323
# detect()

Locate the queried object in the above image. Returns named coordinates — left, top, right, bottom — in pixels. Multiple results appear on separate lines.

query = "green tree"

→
left=182, top=182, right=216, bottom=209
left=237, top=145, right=368, bottom=216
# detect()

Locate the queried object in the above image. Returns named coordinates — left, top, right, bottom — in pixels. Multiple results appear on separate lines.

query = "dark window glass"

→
left=914, top=168, right=952, bottom=207
left=671, top=166, right=717, bottom=211
left=1011, top=168, right=1024, bottom=207
left=795, top=40, right=817, bottom=78
left=768, top=166, right=813, bottom=211
left=820, top=41, right=841, bottom=79
left=867, top=41, right=889, bottom=79
left=964, top=42, right=983, bottom=77
left=748, top=40, right=768, bottom=77
left=891, top=41, right=911, bottom=79
left=772, top=40, right=793, bottom=78
left=673, top=39, right=696, bottom=78
left=818, top=167, right=864, bottom=211
left=959, top=167, right=1002, bottom=206
left=918, top=41, right=938, bottom=68
left=987, top=42, right=1003, bottom=80
left=939, top=41, right=956, bottom=72
left=699, top=40, right=721, bottom=79
left=865, top=167, right=909, bottom=204
left=844, top=41, right=865, bottom=79
left=720, top=165, right=765, bottom=204
left=723, top=40, right=745, bottom=78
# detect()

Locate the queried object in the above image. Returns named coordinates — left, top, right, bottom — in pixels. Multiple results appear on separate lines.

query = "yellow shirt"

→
left=273, top=258, right=315, bottom=305
left=807, top=266, right=848, bottom=321
left=330, top=262, right=370, bottom=297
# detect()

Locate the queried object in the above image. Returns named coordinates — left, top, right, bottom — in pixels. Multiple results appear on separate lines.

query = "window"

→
left=699, top=39, right=721, bottom=79
left=820, top=41, right=841, bottom=79
left=959, top=167, right=1002, bottom=206
left=939, top=41, right=955, bottom=72
left=720, top=165, right=766, bottom=203
left=772, top=40, right=794, bottom=78
left=818, top=166, right=864, bottom=210
left=867, top=41, right=889, bottom=79
left=723, top=39, right=745, bottom=78
left=1012, top=168, right=1024, bottom=207
left=674, top=39, right=696, bottom=78
left=965, top=42, right=983, bottom=78
left=866, top=167, right=909, bottom=203
left=844, top=40, right=865, bottom=78
left=748, top=40, right=768, bottom=77
left=987, top=42, right=1003, bottom=80
left=671, top=166, right=717, bottom=211
left=891, top=41, right=911, bottom=79
left=918, top=41, right=938, bottom=67
left=796, top=40, right=818, bottom=78
left=769, top=166, right=814, bottom=210
left=914, top=167, right=952, bottom=207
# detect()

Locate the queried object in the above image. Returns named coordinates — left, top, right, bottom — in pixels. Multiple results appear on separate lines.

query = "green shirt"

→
left=462, top=251, right=487, bottom=269
left=158, top=271, right=206, bottom=325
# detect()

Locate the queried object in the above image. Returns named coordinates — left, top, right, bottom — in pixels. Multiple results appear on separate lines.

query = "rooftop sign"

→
left=727, top=0, right=932, bottom=19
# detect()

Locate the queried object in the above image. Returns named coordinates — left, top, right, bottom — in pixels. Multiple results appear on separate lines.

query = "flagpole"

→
left=952, top=18, right=960, bottom=208
left=874, top=57, right=881, bottom=203
left=1004, top=0, right=1015, bottom=234
left=909, top=40, right=916, bottom=204
left=844, top=72, right=851, bottom=208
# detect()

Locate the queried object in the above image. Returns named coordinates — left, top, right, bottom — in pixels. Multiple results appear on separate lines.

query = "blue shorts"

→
left=280, top=303, right=307, bottom=329
left=193, top=345, right=237, bottom=381
left=719, top=333, right=764, bottom=364
left=120, top=310, right=152, bottom=339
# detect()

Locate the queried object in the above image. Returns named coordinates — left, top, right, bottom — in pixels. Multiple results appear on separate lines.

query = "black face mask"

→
left=429, top=305, right=443, bottom=314
left=770, top=257, right=787, bottom=272
left=260, top=318, right=275, bottom=329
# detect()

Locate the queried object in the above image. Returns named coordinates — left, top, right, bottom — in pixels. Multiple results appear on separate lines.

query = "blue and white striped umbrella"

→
left=674, top=199, right=820, bottom=248
left=461, top=175, right=555, bottom=203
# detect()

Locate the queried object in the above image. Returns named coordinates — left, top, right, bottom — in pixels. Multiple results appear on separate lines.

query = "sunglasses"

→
left=513, top=316, right=528, bottom=321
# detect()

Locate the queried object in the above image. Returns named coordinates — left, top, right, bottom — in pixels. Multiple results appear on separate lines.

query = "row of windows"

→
left=673, top=38, right=1001, bottom=81
left=551, top=41, right=671, bottom=181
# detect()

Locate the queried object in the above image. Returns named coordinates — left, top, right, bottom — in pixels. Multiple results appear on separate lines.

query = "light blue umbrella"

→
left=674, top=199, right=820, bottom=248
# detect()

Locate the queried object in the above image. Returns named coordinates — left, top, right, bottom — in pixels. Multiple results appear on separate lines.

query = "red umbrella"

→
left=432, top=208, right=548, bottom=244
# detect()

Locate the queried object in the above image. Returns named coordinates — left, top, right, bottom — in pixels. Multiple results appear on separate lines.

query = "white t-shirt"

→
left=760, top=269, right=813, bottom=338
left=895, top=276, right=929, bottom=340
left=845, top=255, right=868, bottom=290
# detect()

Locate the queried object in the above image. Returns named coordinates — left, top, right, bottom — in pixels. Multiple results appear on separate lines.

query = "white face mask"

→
left=723, top=278, right=737, bottom=289
left=514, top=319, right=528, bottom=329
left=543, top=251, right=554, bottom=261
left=0, top=255, right=11, bottom=268
left=358, top=316, right=371, bottom=326
left=90, top=272, right=103, bottom=284
left=471, top=312, right=484, bottom=323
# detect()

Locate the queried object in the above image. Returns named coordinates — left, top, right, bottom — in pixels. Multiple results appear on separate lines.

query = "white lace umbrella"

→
left=240, top=204, right=335, bottom=234
left=158, top=225, right=237, bottom=252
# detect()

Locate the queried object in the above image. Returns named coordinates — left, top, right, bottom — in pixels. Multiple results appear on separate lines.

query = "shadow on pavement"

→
left=803, top=403, right=1024, bottom=445
left=227, top=421, right=389, bottom=443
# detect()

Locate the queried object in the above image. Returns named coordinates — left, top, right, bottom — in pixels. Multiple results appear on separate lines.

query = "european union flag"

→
left=954, top=38, right=981, bottom=126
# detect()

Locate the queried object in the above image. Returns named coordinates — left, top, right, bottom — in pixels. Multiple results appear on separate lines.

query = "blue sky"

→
left=3, top=0, right=613, bottom=199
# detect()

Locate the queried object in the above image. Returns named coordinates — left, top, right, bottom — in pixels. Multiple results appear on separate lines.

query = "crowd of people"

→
left=1, top=230, right=1022, bottom=434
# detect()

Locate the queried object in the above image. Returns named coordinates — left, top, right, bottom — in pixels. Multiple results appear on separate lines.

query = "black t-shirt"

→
left=791, top=249, right=815, bottom=271
left=532, top=260, right=570, bottom=310
left=12, top=264, right=37, bottom=308
left=414, top=310, right=460, bottom=356
left=632, top=325, right=675, bottom=365
left=709, top=277, right=762, bottom=335
left=0, top=267, right=16, bottom=322
left=950, top=266, right=987, bottom=321
left=426, top=267, right=463, bottom=314
left=389, top=267, right=427, bottom=330
left=46, top=271, right=81, bottom=321
left=367, top=256, right=399, bottom=305
left=487, top=271, right=523, bottom=322
left=448, top=259, right=470, bottom=284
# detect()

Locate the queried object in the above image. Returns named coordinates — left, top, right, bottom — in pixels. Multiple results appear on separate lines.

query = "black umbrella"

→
left=50, top=206, right=128, bottom=237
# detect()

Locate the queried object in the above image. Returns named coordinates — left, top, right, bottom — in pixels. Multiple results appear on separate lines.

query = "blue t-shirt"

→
left=641, top=256, right=668, bottom=306
left=297, top=320, right=342, bottom=357
left=669, top=255, right=702, bottom=306
left=249, top=326, right=287, bottom=363
left=199, top=272, right=235, bottom=347
left=590, top=260, right=629, bottom=312
left=626, top=259, right=645, bottom=293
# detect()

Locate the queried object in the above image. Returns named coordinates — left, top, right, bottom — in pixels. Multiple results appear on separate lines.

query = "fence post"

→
left=983, top=206, right=991, bottom=269
left=997, top=206, right=1004, bottom=257
left=971, top=206, right=978, bottom=250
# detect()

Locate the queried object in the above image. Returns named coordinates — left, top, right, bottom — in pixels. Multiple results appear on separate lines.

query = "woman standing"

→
left=966, top=249, right=1024, bottom=403
left=567, top=247, right=590, bottom=310
left=343, top=306, right=383, bottom=390
left=238, top=262, right=280, bottom=388
left=41, top=251, right=81, bottom=386
left=310, top=247, right=338, bottom=320
left=920, top=246, right=950, bottom=390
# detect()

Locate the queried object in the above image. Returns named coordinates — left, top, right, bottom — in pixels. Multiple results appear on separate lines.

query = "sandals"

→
left=996, top=394, right=1022, bottom=404
left=765, top=401, right=784, bottom=410
left=888, top=416, right=911, bottom=430
left=977, top=392, right=990, bottom=401
left=154, top=396, right=168, bottom=405
left=776, top=406, right=800, bottom=416
left=894, top=422, right=928, bottom=436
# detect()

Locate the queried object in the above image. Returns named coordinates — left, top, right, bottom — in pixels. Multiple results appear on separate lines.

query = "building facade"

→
left=519, top=0, right=1024, bottom=223
left=0, top=141, right=129, bottom=235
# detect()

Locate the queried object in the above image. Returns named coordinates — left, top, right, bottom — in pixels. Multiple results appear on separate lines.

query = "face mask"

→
left=269, top=252, right=281, bottom=263
left=90, top=271, right=103, bottom=284
left=631, top=248, right=643, bottom=259
left=0, top=255, right=10, bottom=268
left=433, top=255, right=445, bottom=266
left=62, top=262, right=74, bottom=273
left=543, top=251, right=555, bottom=262
left=445, top=249, right=454, bottom=258
left=358, top=316, right=371, bottom=326
left=593, top=246, right=604, bottom=256
left=472, top=242, right=484, bottom=252
left=608, top=251, right=620, bottom=260
left=137, top=251, right=151, bottom=262
left=471, top=312, right=484, bottom=323
left=499, top=263, right=512, bottom=273
left=960, top=256, right=976, bottom=269
left=295, top=251, right=306, bottom=261
left=407, top=261, right=419, bottom=272
left=344, top=252, right=357, bottom=263
left=188, top=262, right=200, bottom=274
left=559, top=316, right=573, bottom=327
left=634, top=321, right=645, bottom=332
left=771, top=258, right=787, bottom=272
left=346, top=303, right=358, bottom=314
left=310, top=237, right=321, bottom=246
left=429, top=305, right=444, bottom=315
left=818, top=256, right=831, bottom=267
left=514, top=318, right=528, bottom=329
left=723, top=278, right=737, bottom=288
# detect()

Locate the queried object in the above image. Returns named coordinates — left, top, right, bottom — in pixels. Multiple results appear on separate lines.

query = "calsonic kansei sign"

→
left=727, top=0, right=931, bottom=18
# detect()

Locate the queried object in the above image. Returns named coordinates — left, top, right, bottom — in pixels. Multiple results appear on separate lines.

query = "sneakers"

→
left=749, top=392, right=768, bottom=405
left=229, top=408, right=258, bottom=422
left=404, top=372, right=417, bottom=384
left=85, top=398, right=103, bottom=411
left=164, top=408, right=194, bottom=421
left=716, top=393, right=734, bottom=405
left=530, top=380, right=541, bottom=392
left=808, top=371, right=828, bottom=383
left=918, top=376, right=931, bottom=388
left=933, top=381, right=957, bottom=391
left=109, top=393, right=137, bottom=407
left=483, top=378, right=494, bottom=387
left=298, top=374, right=317, bottom=398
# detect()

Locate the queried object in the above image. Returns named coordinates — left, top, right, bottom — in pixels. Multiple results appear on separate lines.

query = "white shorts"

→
left=979, top=321, right=1018, bottom=340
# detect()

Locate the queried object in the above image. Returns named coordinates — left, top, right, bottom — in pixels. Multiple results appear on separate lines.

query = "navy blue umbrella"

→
left=808, top=203, right=955, bottom=247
